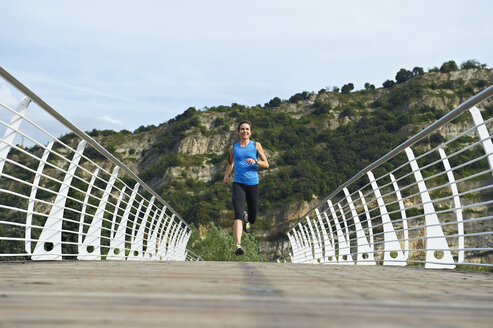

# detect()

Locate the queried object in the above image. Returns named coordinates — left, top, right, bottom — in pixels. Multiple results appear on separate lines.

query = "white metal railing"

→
left=287, top=85, right=493, bottom=269
left=0, top=66, right=200, bottom=261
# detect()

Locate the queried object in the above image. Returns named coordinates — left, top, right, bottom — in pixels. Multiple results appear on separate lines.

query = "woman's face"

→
left=238, top=123, right=251, bottom=139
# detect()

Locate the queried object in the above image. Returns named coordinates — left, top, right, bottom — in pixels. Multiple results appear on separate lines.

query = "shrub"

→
left=289, top=91, right=311, bottom=103
left=265, top=97, right=282, bottom=108
left=440, top=60, right=459, bottom=73
left=412, top=67, right=424, bottom=75
left=395, top=68, right=413, bottom=83
left=383, top=79, right=395, bottom=88
left=341, top=83, right=354, bottom=94
left=188, top=222, right=260, bottom=261
left=460, top=59, right=487, bottom=69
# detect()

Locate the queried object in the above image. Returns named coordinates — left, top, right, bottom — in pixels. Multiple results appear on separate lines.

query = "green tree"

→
left=395, top=68, right=413, bottom=83
left=382, top=79, right=395, bottom=88
left=460, top=59, right=487, bottom=69
left=341, top=83, right=354, bottom=94
left=412, top=67, right=424, bottom=75
left=289, top=91, right=311, bottom=103
left=364, top=82, right=375, bottom=90
left=265, top=97, right=282, bottom=107
left=440, top=60, right=459, bottom=73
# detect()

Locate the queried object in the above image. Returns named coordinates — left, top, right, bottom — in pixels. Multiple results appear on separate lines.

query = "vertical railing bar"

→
left=339, top=163, right=493, bottom=233
left=340, top=115, right=493, bottom=205
left=341, top=132, right=493, bottom=219
left=321, top=182, right=493, bottom=244
left=0, top=65, right=190, bottom=229
left=2, top=100, right=190, bottom=260
left=0, top=168, right=141, bottom=227
left=291, top=85, right=493, bottom=226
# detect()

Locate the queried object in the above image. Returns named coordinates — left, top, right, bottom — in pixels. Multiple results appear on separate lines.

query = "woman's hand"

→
left=245, top=158, right=257, bottom=165
left=223, top=176, right=229, bottom=184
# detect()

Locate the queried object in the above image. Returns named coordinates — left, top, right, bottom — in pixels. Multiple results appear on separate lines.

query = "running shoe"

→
left=242, top=211, right=251, bottom=233
left=235, top=244, right=244, bottom=256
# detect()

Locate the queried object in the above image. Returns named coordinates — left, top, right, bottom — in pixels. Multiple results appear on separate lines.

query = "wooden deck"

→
left=0, top=261, right=492, bottom=327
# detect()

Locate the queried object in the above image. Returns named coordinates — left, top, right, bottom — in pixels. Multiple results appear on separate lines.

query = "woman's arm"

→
left=256, top=142, right=269, bottom=169
left=223, top=145, right=234, bottom=184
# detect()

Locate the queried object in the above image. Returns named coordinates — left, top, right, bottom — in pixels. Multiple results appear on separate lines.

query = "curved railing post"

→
left=287, top=85, right=493, bottom=270
left=0, top=66, right=200, bottom=261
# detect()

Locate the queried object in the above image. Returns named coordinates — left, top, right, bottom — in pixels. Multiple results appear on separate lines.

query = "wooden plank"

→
left=0, top=261, right=492, bottom=327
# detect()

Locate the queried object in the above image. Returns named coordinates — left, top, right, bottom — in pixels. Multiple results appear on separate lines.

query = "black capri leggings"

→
left=232, top=182, right=259, bottom=224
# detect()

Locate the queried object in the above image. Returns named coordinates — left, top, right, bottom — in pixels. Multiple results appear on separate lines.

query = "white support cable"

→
left=25, top=140, right=54, bottom=254
left=295, top=200, right=493, bottom=264
left=344, top=188, right=375, bottom=265
left=315, top=209, right=333, bottom=263
left=0, top=173, right=144, bottom=240
left=0, top=66, right=190, bottom=228
left=0, top=154, right=130, bottom=223
left=78, top=166, right=119, bottom=260
left=0, top=67, right=199, bottom=262
left=366, top=171, right=405, bottom=266
left=327, top=147, right=492, bottom=237
left=129, top=196, right=155, bottom=260
left=163, top=222, right=179, bottom=260
left=110, top=186, right=127, bottom=240
left=328, top=200, right=352, bottom=264
left=354, top=116, right=493, bottom=198
left=332, top=209, right=493, bottom=257
left=322, top=196, right=493, bottom=259
left=31, top=140, right=86, bottom=260
left=77, top=168, right=100, bottom=248
left=145, top=206, right=164, bottom=260
left=469, top=106, right=493, bottom=173
left=158, top=214, right=175, bottom=258
left=321, top=127, right=493, bottom=225
left=0, top=97, right=31, bottom=177
left=0, top=187, right=147, bottom=245
left=353, top=181, right=493, bottom=241
left=330, top=166, right=493, bottom=239
left=293, top=85, right=493, bottom=229
left=322, top=210, right=336, bottom=262
left=438, top=147, right=464, bottom=263
left=389, top=173, right=409, bottom=260
left=0, top=116, right=128, bottom=198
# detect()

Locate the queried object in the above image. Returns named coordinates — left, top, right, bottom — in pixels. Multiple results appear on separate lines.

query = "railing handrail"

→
left=0, top=65, right=190, bottom=230
left=293, top=84, right=493, bottom=228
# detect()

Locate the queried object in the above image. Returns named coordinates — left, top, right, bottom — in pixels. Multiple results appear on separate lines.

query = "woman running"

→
left=223, top=120, right=269, bottom=255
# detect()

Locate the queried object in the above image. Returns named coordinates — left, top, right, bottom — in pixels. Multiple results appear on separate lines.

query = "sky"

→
left=0, top=0, right=492, bottom=135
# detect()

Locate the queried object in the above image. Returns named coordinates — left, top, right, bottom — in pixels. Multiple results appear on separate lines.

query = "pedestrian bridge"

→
left=1, top=261, right=492, bottom=327
left=0, top=67, right=492, bottom=326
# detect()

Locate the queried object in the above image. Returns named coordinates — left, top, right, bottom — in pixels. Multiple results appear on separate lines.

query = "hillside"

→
left=80, top=62, right=492, bottom=260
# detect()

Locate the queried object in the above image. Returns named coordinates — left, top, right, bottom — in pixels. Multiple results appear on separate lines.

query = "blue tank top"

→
left=233, top=141, right=258, bottom=185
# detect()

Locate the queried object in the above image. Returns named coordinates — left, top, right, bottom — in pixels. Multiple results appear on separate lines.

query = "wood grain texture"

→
left=0, top=261, right=492, bottom=327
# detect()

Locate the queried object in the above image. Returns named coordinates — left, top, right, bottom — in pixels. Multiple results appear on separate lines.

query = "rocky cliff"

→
left=88, top=67, right=493, bottom=260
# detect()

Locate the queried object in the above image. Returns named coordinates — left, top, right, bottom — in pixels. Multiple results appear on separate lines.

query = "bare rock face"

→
left=258, top=239, right=292, bottom=261
left=263, top=199, right=320, bottom=227
left=177, top=132, right=236, bottom=155
left=448, top=68, right=493, bottom=82
left=166, top=162, right=222, bottom=183
left=315, top=92, right=340, bottom=108
left=437, top=121, right=477, bottom=140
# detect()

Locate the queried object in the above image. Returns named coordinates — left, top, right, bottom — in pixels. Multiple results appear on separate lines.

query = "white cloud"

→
left=1, top=0, right=492, bottom=132
left=98, top=115, right=123, bottom=127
